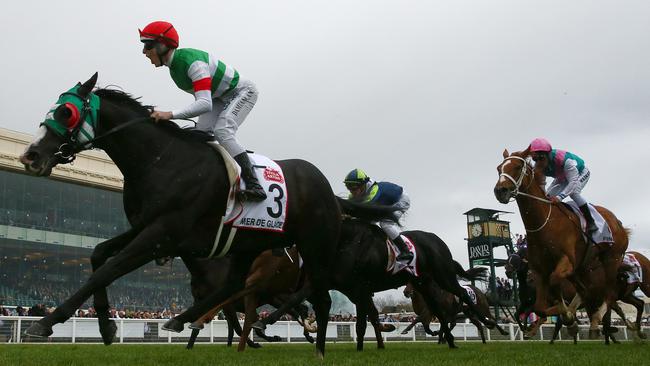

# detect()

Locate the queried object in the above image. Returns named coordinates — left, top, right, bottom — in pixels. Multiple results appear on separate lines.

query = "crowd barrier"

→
left=0, top=316, right=648, bottom=344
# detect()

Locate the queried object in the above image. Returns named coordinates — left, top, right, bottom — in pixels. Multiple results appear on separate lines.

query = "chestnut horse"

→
left=183, top=247, right=314, bottom=350
left=186, top=247, right=314, bottom=351
left=494, top=148, right=629, bottom=343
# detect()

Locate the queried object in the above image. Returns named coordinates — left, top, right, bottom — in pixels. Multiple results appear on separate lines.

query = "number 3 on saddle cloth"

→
left=205, top=144, right=288, bottom=258
left=563, top=202, right=614, bottom=245
left=386, top=235, right=418, bottom=276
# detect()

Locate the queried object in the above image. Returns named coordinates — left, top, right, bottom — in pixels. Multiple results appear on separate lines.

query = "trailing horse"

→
left=18, top=73, right=355, bottom=357
left=186, top=247, right=314, bottom=351
left=401, top=282, right=508, bottom=344
left=494, top=149, right=629, bottom=344
left=253, top=215, right=498, bottom=349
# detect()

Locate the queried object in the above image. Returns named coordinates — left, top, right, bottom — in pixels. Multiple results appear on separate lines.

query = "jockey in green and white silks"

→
left=139, top=20, right=265, bottom=201
left=344, top=168, right=413, bottom=262
left=529, top=137, right=596, bottom=234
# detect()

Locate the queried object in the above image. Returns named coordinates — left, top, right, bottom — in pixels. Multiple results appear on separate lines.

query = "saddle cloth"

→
left=206, top=146, right=288, bottom=258
left=223, top=153, right=288, bottom=232
left=461, top=285, right=478, bottom=305
left=622, top=252, right=642, bottom=284
left=564, top=202, right=614, bottom=244
left=386, top=235, right=418, bottom=276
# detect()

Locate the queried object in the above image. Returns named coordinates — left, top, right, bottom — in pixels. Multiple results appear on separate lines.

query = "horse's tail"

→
left=336, top=197, right=399, bottom=224
left=454, top=260, right=488, bottom=282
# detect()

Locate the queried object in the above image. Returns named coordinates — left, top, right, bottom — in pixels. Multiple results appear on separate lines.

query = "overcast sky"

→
left=1, top=1, right=649, bottom=303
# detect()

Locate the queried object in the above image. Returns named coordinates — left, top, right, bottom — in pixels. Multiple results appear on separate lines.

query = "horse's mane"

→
left=94, top=87, right=202, bottom=142
left=94, top=88, right=152, bottom=116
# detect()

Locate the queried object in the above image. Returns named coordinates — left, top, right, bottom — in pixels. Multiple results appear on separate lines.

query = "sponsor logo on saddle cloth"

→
left=622, top=253, right=643, bottom=285
left=204, top=146, right=288, bottom=258
left=386, top=235, right=418, bottom=276
left=564, top=202, right=614, bottom=244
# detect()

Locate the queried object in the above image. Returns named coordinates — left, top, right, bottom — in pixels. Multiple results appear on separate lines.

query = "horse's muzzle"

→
left=494, top=186, right=511, bottom=204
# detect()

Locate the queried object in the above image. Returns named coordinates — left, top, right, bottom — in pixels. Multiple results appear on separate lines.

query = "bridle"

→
left=499, top=156, right=552, bottom=233
left=51, top=90, right=152, bottom=164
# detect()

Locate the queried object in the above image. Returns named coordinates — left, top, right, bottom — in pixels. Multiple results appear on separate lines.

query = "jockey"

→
left=528, top=138, right=596, bottom=235
left=343, top=168, right=413, bottom=262
left=139, top=21, right=266, bottom=202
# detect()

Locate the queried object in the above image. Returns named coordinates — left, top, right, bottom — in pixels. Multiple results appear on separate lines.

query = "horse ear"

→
left=522, top=146, right=531, bottom=157
left=78, top=72, right=98, bottom=98
left=502, top=149, right=509, bottom=158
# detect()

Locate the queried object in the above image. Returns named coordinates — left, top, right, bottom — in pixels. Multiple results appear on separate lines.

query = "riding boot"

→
left=392, top=235, right=414, bottom=262
left=233, top=152, right=267, bottom=202
left=579, top=204, right=598, bottom=236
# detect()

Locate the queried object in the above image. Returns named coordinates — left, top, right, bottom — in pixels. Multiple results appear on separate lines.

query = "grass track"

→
left=1, top=341, right=648, bottom=366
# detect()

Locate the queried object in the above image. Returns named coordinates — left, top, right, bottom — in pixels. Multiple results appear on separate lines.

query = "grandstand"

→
left=0, top=128, right=192, bottom=311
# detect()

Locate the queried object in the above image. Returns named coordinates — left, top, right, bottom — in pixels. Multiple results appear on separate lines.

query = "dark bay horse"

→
left=19, top=73, right=351, bottom=357
left=253, top=215, right=497, bottom=349
left=402, top=283, right=508, bottom=343
left=494, top=149, right=629, bottom=344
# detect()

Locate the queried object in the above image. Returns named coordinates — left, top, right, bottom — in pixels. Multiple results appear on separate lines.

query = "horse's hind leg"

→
left=237, top=293, right=259, bottom=352
left=413, top=280, right=457, bottom=349
left=469, top=317, right=486, bottom=343
left=225, top=306, right=261, bottom=349
left=365, top=295, right=386, bottom=350
left=90, top=230, right=138, bottom=345
left=354, top=300, right=369, bottom=351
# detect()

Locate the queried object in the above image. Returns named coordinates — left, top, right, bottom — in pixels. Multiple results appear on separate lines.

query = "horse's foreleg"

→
left=164, top=256, right=250, bottom=332
left=253, top=284, right=312, bottom=332
left=90, top=230, right=138, bottom=345
left=26, top=227, right=161, bottom=338
left=622, top=295, right=647, bottom=339
left=401, top=317, right=419, bottom=335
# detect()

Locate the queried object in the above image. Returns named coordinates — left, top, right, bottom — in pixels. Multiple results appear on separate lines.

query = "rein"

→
left=54, top=90, right=195, bottom=163
left=499, top=156, right=552, bottom=232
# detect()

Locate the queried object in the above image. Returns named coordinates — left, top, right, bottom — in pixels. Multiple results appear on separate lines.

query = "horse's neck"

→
left=515, top=177, right=552, bottom=233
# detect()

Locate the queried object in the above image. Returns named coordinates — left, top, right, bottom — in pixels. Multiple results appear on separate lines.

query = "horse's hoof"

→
left=306, top=335, right=315, bottom=344
left=400, top=330, right=408, bottom=335
left=567, top=322, right=579, bottom=338
left=249, top=342, right=262, bottom=349
left=99, top=319, right=117, bottom=345
left=382, top=324, right=396, bottom=332
left=188, top=322, right=204, bottom=330
left=251, top=321, right=266, bottom=331
left=638, top=332, right=647, bottom=339
left=162, top=318, right=185, bottom=333
left=24, top=322, right=53, bottom=338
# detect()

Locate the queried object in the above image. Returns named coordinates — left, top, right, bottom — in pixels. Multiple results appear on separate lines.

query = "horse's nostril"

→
left=26, top=151, right=39, bottom=161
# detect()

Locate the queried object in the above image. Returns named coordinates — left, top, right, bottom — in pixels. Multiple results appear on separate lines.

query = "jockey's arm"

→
left=171, top=62, right=213, bottom=119
left=557, top=159, right=580, bottom=200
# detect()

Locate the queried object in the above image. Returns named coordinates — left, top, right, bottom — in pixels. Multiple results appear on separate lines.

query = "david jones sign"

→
left=469, top=242, right=491, bottom=260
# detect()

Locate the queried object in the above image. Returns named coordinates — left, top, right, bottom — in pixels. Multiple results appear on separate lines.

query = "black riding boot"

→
left=579, top=204, right=597, bottom=236
left=392, top=235, right=414, bottom=262
left=233, top=152, right=267, bottom=202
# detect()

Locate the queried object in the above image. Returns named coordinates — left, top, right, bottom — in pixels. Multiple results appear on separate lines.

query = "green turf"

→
left=0, top=341, right=648, bottom=366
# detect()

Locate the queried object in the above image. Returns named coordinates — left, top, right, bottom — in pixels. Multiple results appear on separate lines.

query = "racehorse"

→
left=185, top=247, right=314, bottom=351
left=252, top=215, right=497, bottom=349
left=505, top=247, right=646, bottom=342
left=401, top=282, right=508, bottom=344
left=494, top=148, right=629, bottom=344
left=18, top=73, right=365, bottom=357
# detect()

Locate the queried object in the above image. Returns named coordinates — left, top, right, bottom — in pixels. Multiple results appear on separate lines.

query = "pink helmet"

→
left=529, top=138, right=552, bottom=153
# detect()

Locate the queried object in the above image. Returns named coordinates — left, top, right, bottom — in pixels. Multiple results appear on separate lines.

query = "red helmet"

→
left=139, top=21, right=179, bottom=49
